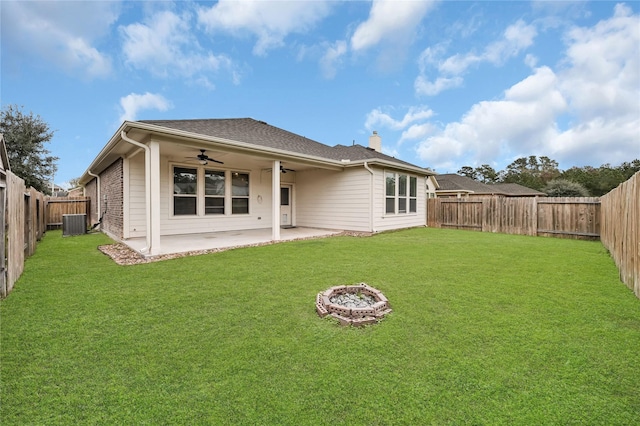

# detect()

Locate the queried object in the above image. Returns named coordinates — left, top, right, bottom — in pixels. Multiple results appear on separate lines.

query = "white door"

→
left=280, top=185, right=292, bottom=226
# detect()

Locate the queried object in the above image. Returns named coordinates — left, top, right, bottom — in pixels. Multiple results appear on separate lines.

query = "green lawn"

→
left=1, top=228, right=639, bottom=425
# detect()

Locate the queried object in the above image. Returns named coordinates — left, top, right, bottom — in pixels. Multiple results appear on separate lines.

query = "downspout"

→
left=364, top=162, right=374, bottom=233
left=120, top=130, right=152, bottom=254
left=87, top=170, right=100, bottom=228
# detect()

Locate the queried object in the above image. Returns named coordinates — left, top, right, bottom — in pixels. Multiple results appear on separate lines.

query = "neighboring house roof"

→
left=434, top=173, right=545, bottom=196
left=490, top=183, right=546, bottom=196
left=435, top=173, right=495, bottom=194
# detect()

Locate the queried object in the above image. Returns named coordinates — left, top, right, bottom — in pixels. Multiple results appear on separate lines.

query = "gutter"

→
left=364, top=162, right=374, bottom=233
left=87, top=170, right=100, bottom=227
left=120, top=130, right=152, bottom=254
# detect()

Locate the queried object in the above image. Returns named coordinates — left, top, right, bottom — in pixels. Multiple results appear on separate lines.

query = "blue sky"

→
left=2, top=0, right=639, bottom=187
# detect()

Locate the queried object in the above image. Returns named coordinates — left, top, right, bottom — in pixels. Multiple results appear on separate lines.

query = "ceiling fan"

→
left=280, top=165, right=296, bottom=174
left=186, top=149, right=224, bottom=165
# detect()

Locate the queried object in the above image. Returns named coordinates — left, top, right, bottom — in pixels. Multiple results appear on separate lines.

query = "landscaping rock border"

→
left=98, top=231, right=372, bottom=265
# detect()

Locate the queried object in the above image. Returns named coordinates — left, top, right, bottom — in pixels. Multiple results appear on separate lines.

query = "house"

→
left=78, top=118, right=434, bottom=256
left=425, top=175, right=439, bottom=199
left=48, top=182, right=68, bottom=197
left=434, top=173, right=546, bottom=198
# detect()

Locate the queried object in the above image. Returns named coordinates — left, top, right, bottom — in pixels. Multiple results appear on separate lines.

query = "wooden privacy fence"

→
left=1, top=171, right=46, bottom=298
left=46, top=197, right=91, bottom=230
left=600, top=172, right=639, bottom=298
left=427, top=197, right=601, bottom=240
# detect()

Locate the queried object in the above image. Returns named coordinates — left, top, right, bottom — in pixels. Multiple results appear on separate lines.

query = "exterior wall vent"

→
left=63, top=214, right=87, bottom=236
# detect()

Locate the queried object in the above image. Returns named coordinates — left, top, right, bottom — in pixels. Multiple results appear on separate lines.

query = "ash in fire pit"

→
left=316, top=283, right=392, bottom=327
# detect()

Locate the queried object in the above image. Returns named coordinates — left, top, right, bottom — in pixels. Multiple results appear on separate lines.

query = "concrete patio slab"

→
left=121, top=227, right=343, bottom=257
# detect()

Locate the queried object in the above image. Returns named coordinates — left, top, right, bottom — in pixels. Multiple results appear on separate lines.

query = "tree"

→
left=475, top=164, right=500, bottom=183
left=544, top=179, right=590, bottom=197
left=457, top=166, right=477, bottom=180
left=0, top=105, right=58, bottom=194
left=67, top=177, right=81, bottom=189
left=502, top=156, right=560, bottom=191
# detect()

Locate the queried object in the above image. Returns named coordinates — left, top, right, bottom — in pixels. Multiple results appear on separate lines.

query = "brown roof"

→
left=435, top=174, right=497, bottom=194
left=435, top=173, right=545, bottom=196
left=139, top=118, right=425, bottom=170
left=489, top=183, right=546, bottom=196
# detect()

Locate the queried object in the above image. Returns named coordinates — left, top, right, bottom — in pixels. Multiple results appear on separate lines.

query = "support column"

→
left=148, top=140, right=161, bottom=254
left=272, top=160, right=281, bottom=241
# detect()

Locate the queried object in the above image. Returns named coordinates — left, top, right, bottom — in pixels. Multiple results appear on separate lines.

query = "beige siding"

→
left=158, top=158, right=273, bottom=236
left=127, top=153, right=147, bottom=237
left=124, top=147, right=426, bottom=237
left=296, top=168, right=371, bottom=232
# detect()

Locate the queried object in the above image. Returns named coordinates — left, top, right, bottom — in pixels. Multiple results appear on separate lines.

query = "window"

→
left=385, top=171, right=418, bottom=215
left=173, top=167, right=197, bottom=215
left=409, top=176, right=417, bottom=213
left=385, top=172, right=396, bottom=214
left=231, top=172, right=249, bottom=214
left=398, top=174, right=407, bottom=213
left=172, top=166, right=250, bottom=216
left=205, top=170, right=225, bottom=215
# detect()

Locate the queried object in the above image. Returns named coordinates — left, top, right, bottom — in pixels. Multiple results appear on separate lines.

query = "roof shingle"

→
left=139, top=118, right=426, bottom=169
left=435, top=173, right=545, bottom=196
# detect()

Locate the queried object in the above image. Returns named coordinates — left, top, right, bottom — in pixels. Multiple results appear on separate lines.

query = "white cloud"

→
left=400, top=123, right=437, bottom=143
left=349, top=0, right=437, bottom=72
left=416, top=5, right=639, bottom=171
left=121, top=10, right=234, bottom=83
left=2, top=1, right=117, bottom=78
left=559, top=3, right=640, bottom=122
left=417, top=66, right=567, bottom=169
left=415, top=19, right=537, bottom=96
left=414, top=75, right=463, bottom=96
left=350, top=0, right=436, bottom=51
left=119, top=93, right=172, bottom=122
left=365, top=106, right=435, bottom=131
left=320, top=40, right=348, bottom=79
left=197, top=0, right=333, bottom=55
left=484, top=20, right=537, bottom=65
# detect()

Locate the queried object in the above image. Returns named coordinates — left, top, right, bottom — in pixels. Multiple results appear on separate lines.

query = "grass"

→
left=1, top=228, right=639, bottom=425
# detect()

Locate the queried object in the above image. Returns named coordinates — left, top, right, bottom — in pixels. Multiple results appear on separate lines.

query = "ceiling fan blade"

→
left=207, top=158, right=224, bottom=164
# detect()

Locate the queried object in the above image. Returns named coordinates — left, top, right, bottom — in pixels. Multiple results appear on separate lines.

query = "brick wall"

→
left=85, top=179, right=98, bottom=225
left=99, top=158, right=124, bottom=239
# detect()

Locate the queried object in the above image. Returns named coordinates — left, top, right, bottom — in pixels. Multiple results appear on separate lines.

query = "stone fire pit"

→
left=316, top=283, right=392, bottom=326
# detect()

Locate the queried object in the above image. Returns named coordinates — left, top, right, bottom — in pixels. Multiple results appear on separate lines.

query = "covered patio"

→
left=122, top=227, right=343, bottom=257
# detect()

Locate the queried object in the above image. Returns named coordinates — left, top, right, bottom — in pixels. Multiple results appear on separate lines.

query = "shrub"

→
left=544, top=179, right=590, bottom=197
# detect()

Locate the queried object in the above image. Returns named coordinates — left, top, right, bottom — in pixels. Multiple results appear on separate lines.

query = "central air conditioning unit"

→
left=62, top=214, right=87, bottom=236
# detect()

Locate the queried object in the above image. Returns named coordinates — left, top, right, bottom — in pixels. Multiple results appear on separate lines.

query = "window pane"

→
left=410, top=176, right=417, bottom=197
left=174, top=167, right=197, bottom=194
left=385, top=197, right=395, bottom=214
left=174, top=197, right=196, bottom=215
left=385, top=172, right=395, bottom=196
left=399, top=175, right=407, bottom=196
left=280, top=187, right=290, bottom=206
left=205, top=197, right=224, bottom=215
left=205, top=170, right=225, bottom=196
left=399, top=198, right=407, bottom=213
left=232, top=198, right=249, bottom=214
left=232, top=172, right=249, bottom=196
left=410, top=199, right=417, bottom=213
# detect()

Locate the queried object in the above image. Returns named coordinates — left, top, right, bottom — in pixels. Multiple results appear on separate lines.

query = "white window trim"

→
left=170, top=163, right=251, bottom=218
left=384, top=171, right=418, bottom=216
